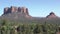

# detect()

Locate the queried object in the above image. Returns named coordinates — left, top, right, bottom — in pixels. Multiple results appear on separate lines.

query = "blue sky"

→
left=0, top=0, right=60, bottom=17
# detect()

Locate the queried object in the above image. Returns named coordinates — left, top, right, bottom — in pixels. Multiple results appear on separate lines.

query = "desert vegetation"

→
left=0, top=19, right=60, bottom=34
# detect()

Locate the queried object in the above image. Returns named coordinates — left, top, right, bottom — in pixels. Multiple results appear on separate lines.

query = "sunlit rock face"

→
left=46, top=12, right=58, bottom=19
left=3, top=6, right=31, bottom=18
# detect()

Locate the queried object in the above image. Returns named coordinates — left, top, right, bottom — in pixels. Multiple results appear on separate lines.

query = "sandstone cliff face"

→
left=11, top=6, right=18, bottom=13
left=4, top=6, right=29, bottom=15
left=3, top=6, right=31, bottom=18
left=46, top=12, right=58, bottom=18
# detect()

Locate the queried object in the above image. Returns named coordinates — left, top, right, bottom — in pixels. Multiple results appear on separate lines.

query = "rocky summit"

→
left=3, top=6, right=31, bottom=18
left=46, top=12, right=58, bottom=18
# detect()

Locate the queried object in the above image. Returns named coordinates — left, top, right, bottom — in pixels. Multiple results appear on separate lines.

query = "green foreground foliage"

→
left=0, top=19, right=60, bottom=34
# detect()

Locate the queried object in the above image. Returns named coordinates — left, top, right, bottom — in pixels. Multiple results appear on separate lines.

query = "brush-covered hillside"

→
left=0, top=6, right=60, bottom=34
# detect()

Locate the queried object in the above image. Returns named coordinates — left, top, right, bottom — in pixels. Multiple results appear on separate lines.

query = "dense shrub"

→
left=0, top=19, right=60, bottom=34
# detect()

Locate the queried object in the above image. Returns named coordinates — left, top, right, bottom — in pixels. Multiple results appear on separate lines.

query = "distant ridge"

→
left=0, top=6, right=60, bottom=24
left=1, top=6, right=60, bottom=19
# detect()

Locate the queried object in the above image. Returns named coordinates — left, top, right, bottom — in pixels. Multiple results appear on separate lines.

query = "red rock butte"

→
left=4, top=6, right=29, bottom=15
left=3, top=6, right=32, bottom=18
left=46, top=12, right=58, bottom=18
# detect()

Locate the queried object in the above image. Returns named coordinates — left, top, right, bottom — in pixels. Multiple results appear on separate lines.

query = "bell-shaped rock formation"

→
left=46, top=12, right=58, bottom=18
